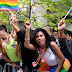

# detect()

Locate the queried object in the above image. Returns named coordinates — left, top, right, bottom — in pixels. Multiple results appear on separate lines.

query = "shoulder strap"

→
left=49, top=45, right=55, bottom=54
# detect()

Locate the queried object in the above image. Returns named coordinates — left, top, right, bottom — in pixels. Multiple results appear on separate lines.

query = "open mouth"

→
left=38, top=40, right=43, bottom=44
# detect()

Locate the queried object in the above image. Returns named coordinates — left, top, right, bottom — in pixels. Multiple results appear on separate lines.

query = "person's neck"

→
left=40, top=45, right=46, bottom=49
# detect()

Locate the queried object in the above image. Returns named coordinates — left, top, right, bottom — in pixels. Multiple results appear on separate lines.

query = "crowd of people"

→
left=0, top=8, right=72, bottom=72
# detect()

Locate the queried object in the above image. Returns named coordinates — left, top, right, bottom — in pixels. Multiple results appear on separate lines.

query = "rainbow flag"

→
left=60, top=58, right=71, bottom=72
left=70, top=7, right=72, bottom=13
left=18, top=4, right=24, bottom=10
left=0, top=0, right=18, bottom=11
left=32, top=4, right=38, bottom=14
left=33, top=4, right=38, bottom=11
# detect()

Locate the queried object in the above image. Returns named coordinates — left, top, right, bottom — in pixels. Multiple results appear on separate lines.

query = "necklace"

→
left=36, top=47, right=46, bottom=64
left=32, top=47, right=46, bottom=67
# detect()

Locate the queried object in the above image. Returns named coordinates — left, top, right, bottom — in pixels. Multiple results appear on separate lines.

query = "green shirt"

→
left=2, top=35, right=20, bottom=62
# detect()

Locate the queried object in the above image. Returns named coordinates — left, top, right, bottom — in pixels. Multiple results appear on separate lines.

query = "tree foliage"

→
left=0, top=0, right=72, bottom=31
left=40, top=0, right=72, bottom=30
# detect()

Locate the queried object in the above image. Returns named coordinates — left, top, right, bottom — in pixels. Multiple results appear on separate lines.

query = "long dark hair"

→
left=16, top=28, right=26, bottom=56
left=31, top=28, right=52, bottom=49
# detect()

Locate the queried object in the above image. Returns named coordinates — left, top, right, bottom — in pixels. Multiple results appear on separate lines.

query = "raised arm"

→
left=0, top=8, right=14, bottom=17
left=1, top=19, right=5, bottom=26
left=0, top=8, right=20, bottom=33
left=10, top=16, right=20, bottom=33
left=24, top=21, right=36, bottom=50
left=58, top=18, right=72, bottom=59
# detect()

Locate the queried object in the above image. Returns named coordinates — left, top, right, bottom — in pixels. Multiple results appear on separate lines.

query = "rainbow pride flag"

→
left=32, top=4, right=38, bottom=14
left=60, top=58, right=71, bottom=72
left=0, top=0, right=18, bottom=11
left=33, top=4, right=38, bottom=11
left=18, top=4, right=24, bottom=10
left=70, top=7, right=72, bottom=13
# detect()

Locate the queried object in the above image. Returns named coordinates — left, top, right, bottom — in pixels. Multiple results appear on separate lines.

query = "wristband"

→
left=26, top=31, right=30, bottom=32
left=10, top=11, right=12, bottom=14
left=25, top=38, right=30, bottom=41
left=60, top=36, right=65, bottom=38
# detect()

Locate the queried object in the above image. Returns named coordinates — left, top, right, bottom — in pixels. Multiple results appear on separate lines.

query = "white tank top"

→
left=41, top=47, right=60, bottom=66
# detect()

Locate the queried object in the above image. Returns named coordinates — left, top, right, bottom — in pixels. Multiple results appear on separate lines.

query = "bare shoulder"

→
left=50, top=41, right=59, bottom=50
left=50, top=41, right=56, bottom=46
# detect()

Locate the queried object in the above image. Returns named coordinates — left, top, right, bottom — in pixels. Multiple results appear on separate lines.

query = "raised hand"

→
left=58, top=18, right=66, bottom=31
left=12, top=62, right=18, bottom=68
left=10, top=15, right=17, bottom=25
left=25, top=20, right=31, bottom=30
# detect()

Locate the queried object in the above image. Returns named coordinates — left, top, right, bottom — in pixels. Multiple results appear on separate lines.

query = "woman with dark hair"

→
left=31, top=28, right=52, bottom=49
left=24, top=21, right=65, bottom=72
left=10, top=16, right=38, bottom=72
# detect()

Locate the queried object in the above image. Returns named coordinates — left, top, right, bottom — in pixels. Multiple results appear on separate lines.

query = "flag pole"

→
left=64, top=7, right=72, bottom=19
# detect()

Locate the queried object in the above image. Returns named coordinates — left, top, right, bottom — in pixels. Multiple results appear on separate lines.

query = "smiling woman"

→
left=30, top=28, right=51, bottom=49
left=35, top=31, right=46, bottom=47
left=24, top=21, right=65, bottom=72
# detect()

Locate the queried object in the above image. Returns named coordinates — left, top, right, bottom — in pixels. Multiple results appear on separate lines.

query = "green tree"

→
left=40, top=0, right=72, bottom=30
left=0, top=0, right=72, bottom=31
left=0, top=0, right=30, bottom=32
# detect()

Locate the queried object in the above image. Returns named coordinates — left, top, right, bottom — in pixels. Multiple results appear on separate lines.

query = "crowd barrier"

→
left=0, top=64, right=3, bottom=72
left=0, top=63, right=19, bottom=72
left=0, top=63, right=30, bottom=72
left=0, top=63, right=50, bottom=72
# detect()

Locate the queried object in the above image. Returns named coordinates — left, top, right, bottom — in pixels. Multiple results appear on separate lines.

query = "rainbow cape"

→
left=0, top=0, right=18, bottom=11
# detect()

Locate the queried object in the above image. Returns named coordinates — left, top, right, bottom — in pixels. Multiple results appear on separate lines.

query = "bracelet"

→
left=19, top=68, right=23, bottom=71
left=60, top=36, right=65, bottom=38
left=26, top=31, right=30, bottom=32
left=10, top=11, right=12, bottom=14
left=25, top=38, right=30, bottom=41
left=9, top=11, right=12, bottom=15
